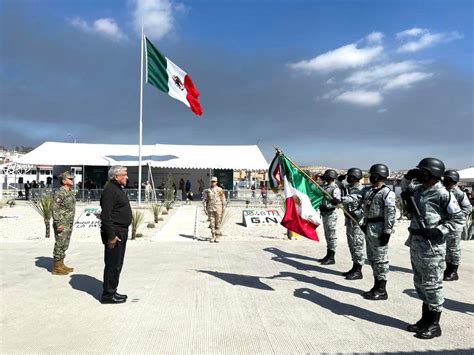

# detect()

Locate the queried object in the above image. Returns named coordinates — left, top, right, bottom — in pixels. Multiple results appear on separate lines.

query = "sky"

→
left=1, top=0, right=473, bottom=169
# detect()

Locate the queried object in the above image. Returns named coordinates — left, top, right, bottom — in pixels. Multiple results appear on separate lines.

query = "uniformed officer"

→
left=317, top=169, right=341, bottom=265
left=52, top=171, right=76, bottom=275
left=204, top=177, right=226, bottom=243
left=361, top=164, right=396, bottom=300
left=340, top=168, right=366, bottom=280
left=442, top=170, right=472, bottom=281
left=402, top=158, right=464, bottom=339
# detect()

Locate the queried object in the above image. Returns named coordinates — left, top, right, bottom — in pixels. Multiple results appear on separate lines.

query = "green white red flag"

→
left=145, top=36, right=203, bottom=116
left=271, top=153, right=324, bottom=241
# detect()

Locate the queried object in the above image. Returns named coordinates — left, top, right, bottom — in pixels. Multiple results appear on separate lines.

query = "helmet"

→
left=444, top=169, right=459, bottom=183
left=347, top=168, right=363, bottom=180
left=323, top=169, right=338, bottom=180
left=369, top=164, right=389, bottom=178
left=416, top=157, right=445, bottom=178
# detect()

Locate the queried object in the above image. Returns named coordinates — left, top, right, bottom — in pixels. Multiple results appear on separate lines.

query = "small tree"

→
left=30, top=193, right=54, bottom=238
left=131, top=210, right=145, bottom=240
left=164, top=173, right=174, bottom=211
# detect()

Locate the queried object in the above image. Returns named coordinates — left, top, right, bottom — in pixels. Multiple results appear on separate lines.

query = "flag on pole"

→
left=271, top=153, right=324, bottom=241
left=268, top=154, right=282, bottom=193
left=145, top=36, right=203, bottom=116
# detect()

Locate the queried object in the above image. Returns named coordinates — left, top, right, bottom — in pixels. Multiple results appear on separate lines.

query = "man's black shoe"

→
left=101, top=294, right=127, bottom=304
left=114, top=292, right=128, bottom=300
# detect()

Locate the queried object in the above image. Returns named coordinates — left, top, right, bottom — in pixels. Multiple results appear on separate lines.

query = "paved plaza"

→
left=1, top=208, right=473, bottom=354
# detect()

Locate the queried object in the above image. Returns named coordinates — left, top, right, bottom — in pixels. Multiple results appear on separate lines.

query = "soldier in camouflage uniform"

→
left=52, top=171, right=76, bottom=275
left=317, top=169, right=341, bottom=265
left=442, top=170, right=472, bottom=281
left=340, top=168, right=366, bottom=280
left=204, top=176, right=226, bottom=243
left=402, top=158, right=464, bottom=339
left=361, top=164, right=396, bottom=301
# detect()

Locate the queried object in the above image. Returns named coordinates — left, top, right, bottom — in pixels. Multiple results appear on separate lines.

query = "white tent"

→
left=458, top=167, right=474, bottom=183
left=15, top=142, right=269, bottom=170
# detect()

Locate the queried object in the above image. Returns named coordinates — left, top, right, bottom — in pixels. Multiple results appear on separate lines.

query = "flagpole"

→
left=274, top=147, right=360, bottom=226
left=138, top=25, right=144, bottom=206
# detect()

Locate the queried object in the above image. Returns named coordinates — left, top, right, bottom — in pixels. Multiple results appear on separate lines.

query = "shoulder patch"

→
left=384, top=191, right=396, bottom=207
left=460, top=193, right=471, bottom=208
left=447, top=193, right=462, bottom=214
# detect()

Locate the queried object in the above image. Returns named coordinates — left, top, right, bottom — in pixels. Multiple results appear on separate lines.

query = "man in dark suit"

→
left=100, top=166, right=132, bottom=304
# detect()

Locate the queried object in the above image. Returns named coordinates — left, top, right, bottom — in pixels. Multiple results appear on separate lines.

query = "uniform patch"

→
left=460, top=193, right=471, bottom=208
left=447, top=193, right=461, bottom=214
left=384, top=191, right=396, bottom=207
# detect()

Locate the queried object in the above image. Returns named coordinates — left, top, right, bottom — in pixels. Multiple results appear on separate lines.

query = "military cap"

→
left=58, top=171, right=74, bottom=180
left=210, top=176, right=218, bottom=182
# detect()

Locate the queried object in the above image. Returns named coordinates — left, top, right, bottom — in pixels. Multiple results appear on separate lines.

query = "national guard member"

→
left=317, top=169, right=341, bottom=265
left=442, top=170, right=472, bottom=281
left=204, top=176, right=226, bottom=243
left=361, top=164, right=396, bottom=300
left=340, top=168, right=366, bottom=280
left=51, top=171, right=76, bottom=275
left=402, top=158, right=464, bottom=339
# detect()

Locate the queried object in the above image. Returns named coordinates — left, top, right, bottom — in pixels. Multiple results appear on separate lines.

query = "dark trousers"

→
left=102, top=230, right=128, bottom=297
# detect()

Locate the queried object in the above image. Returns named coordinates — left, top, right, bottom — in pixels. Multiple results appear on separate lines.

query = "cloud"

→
left=334, top=90, right=383, bottom=106
left=289, top=43, right=383, bottom=73
left=345, top=61, right=420, bottom=85
left=396, top=27, right=427, bottom=38
left=133, top=0, right=175, bottom=41
left=366, top=32, right=384, bottom=44
left=396, top=28, right=463, bottom=53
left=70, top=17, right=126, bottom=42
left=383, top=72, right=433, bottom=91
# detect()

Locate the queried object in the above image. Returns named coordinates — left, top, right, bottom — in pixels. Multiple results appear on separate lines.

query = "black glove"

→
left=379, top=233, right=391, bottom=246
left=360, top=224, right=367, bottom=234
left=337, top=175, right=346, bottom=182
left=410, top=228, right=443, bottom=240
left=404, top=169, right=419, bottom=180
left=330, top=198, right=341, bottom=205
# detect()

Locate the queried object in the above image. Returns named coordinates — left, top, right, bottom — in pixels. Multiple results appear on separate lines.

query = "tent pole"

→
left=138, top=24, right=144, bottom=206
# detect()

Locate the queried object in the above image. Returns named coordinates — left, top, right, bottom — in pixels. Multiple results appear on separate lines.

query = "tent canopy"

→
left=458, top=167, right=474, bottom=183
left=16, top=142, right=269, bottom=170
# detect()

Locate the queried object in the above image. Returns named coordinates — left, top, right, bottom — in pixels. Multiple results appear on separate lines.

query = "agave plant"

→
left=29, top=193, right=54, bottom=238
left=218, top=209, right=232, bottom=235
left=151, top=203, right=163, bottom=223
left=131, top=210, right=145, bottom=240
left=164, top=173, right=174, bottom=211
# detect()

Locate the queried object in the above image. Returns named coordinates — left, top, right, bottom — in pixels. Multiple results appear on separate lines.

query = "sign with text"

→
left=74, top=207, right=101, bottom=229
left=242, top=209, right=282, bottom=227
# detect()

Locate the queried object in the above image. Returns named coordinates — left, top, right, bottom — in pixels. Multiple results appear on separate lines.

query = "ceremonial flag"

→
left=271, top=154, right=324, bottom=241
left=268, top=154, right=282, bottom=192
left=145, top=36, right=203, bottom=116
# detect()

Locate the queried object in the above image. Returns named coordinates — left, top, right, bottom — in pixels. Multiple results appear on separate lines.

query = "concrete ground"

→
left=1, top=211, right=473, bottom=354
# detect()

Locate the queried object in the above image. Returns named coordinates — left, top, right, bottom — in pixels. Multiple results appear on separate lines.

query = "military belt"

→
left=367, top=217, right=384, bottom=224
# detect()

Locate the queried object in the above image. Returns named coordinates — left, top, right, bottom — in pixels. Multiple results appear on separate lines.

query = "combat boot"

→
left=407, top=303, right=429, bottom=333
left=60, top=259, right=74, bottom=273
left=444, top=263, right=459, bottom=281
left=342, top=262, right=357, bottom=277
left=52, top=260, right=69, bottom=275
left=317, top=249, right=330, bottom=263
left=363, top=279, right=388, bottom=300
left=415, top=310, right=442, bottom=339
left=345, top=263, right=362, bottom=280
left=320, top=250, right=335, bottom=265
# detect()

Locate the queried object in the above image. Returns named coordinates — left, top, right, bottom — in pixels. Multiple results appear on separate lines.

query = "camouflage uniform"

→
left=52, top=186, right=76, bottom=261
left=320, top=182, right=341, bottom=251
left=342, top=183, right=366, bottom=265
left=445, top=186, right=472, bottom=265
left=362, top=185, right=396, bottom=280
left=204, top=185, right=226, bottom=241
left=402, top=179, right=464, bottom=312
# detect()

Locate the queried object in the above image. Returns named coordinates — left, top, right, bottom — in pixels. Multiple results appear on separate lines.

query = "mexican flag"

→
left=145, top=36, right=203, bottom=116
left=272, top=154, right=324, bottom=241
